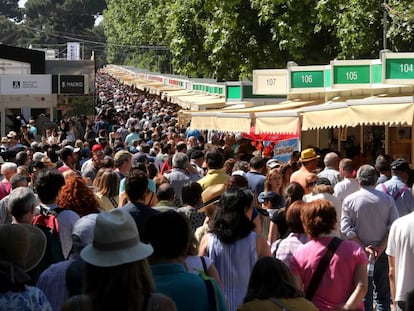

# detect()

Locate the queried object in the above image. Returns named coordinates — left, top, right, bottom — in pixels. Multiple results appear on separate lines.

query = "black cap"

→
left=391, top=158, right=410, bottom=172
left=316, top=177, right=332, bottom=186
left=190, top=150, right=204, bottom=160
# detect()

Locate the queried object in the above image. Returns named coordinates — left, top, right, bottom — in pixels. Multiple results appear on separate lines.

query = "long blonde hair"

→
left=96, top=168, right=119, bottom=197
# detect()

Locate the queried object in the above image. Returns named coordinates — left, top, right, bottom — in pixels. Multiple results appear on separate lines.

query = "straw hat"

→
left=80, top=209, right=153, bottom=267
left=198, top=183, right=226, bottom=213
left=0, top=224, right=47, bottom=271
left=300, top=148, right=320, bottom=162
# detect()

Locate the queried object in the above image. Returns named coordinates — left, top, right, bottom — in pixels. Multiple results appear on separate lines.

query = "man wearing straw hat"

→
left=290, top=148, right=320, bottom=191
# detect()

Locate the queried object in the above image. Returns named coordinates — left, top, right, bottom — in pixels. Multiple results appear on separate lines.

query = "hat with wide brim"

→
left=0, top=224, right=47, bottom=272
left=80, top=209, right=153, bottom=267
left=198, top=183, right=226, bottom=213
left=300, top=148, right=320, bottom=162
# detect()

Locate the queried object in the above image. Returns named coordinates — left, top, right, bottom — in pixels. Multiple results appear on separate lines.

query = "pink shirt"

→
left=0, top=180, right=11, bottom=200
left=290, top=236, right=368, bottom=311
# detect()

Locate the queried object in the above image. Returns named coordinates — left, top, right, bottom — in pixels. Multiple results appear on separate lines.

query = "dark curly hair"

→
left=57, top=176, right=100, bottom=216
left=210, top=187, right=255, bottom=244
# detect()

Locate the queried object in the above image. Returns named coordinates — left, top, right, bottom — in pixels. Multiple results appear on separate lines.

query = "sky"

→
left=18, top=0, right=26, bottom=8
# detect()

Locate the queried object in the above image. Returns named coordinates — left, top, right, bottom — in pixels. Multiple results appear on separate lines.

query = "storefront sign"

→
left=0, top=75, right=52, bottom=95
left=67, top=42, right=80, bottom=60
left=289, top=65, right=329, bottom=92
left=253, top=69, right=288, bottom=95
left=382, top=52, right=414, bottom=84
left=273, top=138, right=300, bottom=163
left=331, top=60, right=380, bottom=89
left=59, top=75, right=88, bottom=94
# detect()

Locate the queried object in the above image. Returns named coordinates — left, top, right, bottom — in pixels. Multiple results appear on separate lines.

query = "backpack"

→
left=32, top=206, right=65, bottom=264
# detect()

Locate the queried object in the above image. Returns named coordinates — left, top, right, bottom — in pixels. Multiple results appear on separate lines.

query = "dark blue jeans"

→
left=364, top=251, right=391, bottom=311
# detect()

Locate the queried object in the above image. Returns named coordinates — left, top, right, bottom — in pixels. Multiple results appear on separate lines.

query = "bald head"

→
left=324, top=152, right=340, bottom=168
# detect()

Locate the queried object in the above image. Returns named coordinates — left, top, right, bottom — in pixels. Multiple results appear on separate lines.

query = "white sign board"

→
left=67, top=42, right=80, bottom=60
left=0, top=58, right=31, bottom=75
left=0, top=75, right=52, bottom=95
left=253, top=69, right=288, bottom=95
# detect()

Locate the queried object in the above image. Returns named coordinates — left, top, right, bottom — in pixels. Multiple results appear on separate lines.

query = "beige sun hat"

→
left=80, top=209, right=153, bottom=267
left=198, top=183, right=226, bottom=214
left=0, top=224, right=47, bottom=271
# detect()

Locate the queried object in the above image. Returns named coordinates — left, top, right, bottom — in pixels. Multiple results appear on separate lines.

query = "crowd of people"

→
left=1, top=68, right=414, bottom=311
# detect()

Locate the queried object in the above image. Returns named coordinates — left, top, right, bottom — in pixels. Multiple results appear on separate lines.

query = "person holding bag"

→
left=290, top=199, right=368, bottom=311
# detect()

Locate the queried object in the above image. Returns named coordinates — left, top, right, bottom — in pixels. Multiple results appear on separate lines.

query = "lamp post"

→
left=382, top=0, right=388, bottom=50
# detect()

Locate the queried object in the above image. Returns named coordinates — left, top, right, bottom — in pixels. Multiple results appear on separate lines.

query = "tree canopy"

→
left=1, top=0, right=414, bottom=81
left=103, top=0, right=414, bottom=81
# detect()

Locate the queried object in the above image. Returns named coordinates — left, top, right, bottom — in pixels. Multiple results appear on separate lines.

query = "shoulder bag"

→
left=305, top=237, right=342, bottom=301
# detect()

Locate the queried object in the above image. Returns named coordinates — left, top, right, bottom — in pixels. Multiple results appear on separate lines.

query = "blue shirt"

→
left=246, top=171, right=266, bottom=194
left=0, top=285, right=52, bottom=311
left=151, top=263, right=228, bottom=311
left=37, top=259, right=76, bottom=311
left=375, top=176, right=414, bottom=217
left=121, top=202, right=160, bottom=242
left=341, top=187, right=399, bottom=246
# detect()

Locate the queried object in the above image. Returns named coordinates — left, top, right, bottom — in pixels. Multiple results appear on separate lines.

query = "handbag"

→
left=270, top=297, right=290, bottom=311
left=305, top=237, right=342, bottom=301
left=199, top=256, right=219, bottom=311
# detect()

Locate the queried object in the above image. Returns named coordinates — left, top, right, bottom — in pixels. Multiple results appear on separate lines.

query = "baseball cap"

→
left=63, top=145, right=81, bottom=153
left=391, top=158, right=410, bottom=172
left=91, top=144, right=103, bottom=153
left=132, top=152, right=149, bottom=167
left=72, top=213, right=98, bottom=249
left=267, top=159, right=281, bottom=169
left=114, top=150, right=132, bottom=163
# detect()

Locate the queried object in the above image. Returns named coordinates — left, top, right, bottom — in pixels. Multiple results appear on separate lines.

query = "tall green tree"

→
left=386, top=0, right=414, bottom=51
left=103, top=0, right=414, bottom=80
left=165, top=0, right=212, bottom=77
left=103, top=0, right=168, bottom=67
left=0, top=15, right=26, bottom=44
left=23, top=0, right=106, bottom=43
left=0, top=0, right=21, bottom=20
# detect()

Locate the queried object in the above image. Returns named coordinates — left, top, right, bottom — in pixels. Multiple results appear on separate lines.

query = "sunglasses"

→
left=307, top=181, right=316, bottom=187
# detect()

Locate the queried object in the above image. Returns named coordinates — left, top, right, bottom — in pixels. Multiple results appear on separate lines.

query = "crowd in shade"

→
left=2, top=69, right=414, bottom=311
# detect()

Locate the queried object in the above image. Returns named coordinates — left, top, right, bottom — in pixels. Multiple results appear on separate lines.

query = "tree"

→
left=103, top=0, right=170, bottom=69
left=0, top=0, right=21, bottom=20
left=23, top=0, right=106, bottom=44
left=0, top=14, right=26, bottom=45
left=386, top=0, right=414, bottom=51
left=85, top=0, right=414, bottom=79
left=166, top=0, right=212, bottom=77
